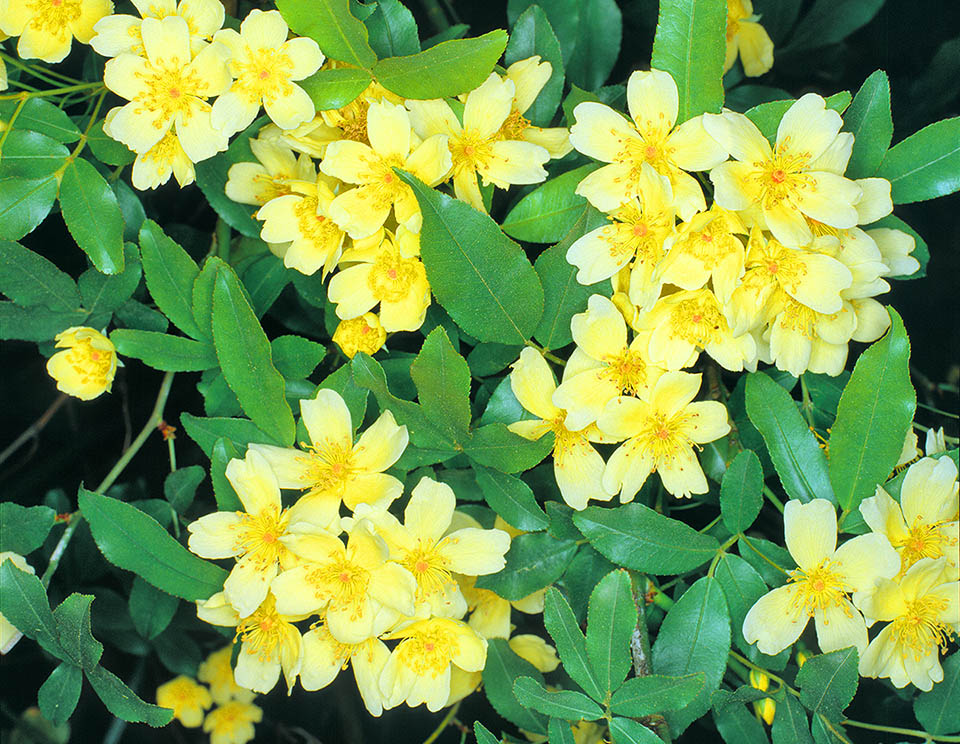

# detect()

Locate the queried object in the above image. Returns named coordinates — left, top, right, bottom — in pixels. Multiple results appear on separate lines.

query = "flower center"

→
left=550, top=416, right=586, bottom=467
left=601, top=348, right=648, bottom=395
left=890, top=595, right=954, bottom=658
left=897, top=517, right=951, bottom=569
left=236, top=506, right=290, bottom=567
left=300, top=440, right=355, bottom=495
left=497, top=108, right=530, bottom=141
left=236, top=597, right=290, bottom=662
left=235, top=48, right=294, bottom=104
left=754, top=148, right=812, bottom=208
left=62, top=338, right=113, bottom=385
left=638, top=412, right=691, bottom=462
left=396, top=623, right=460, bottom=677
left=789, top=560, right=849, bottom=615
left=292, top=195, right=342, bottom=254
left=670, top=293, right=725, bottom=347
left=402, top=543, right=451, bottom=600
left=368, top=251, right=423, bottom=303
left=450, top=132, right=493, bottom=175
left=136, top=62, right=204, bottom=125
left=27, top=0, right=82, bottom=31
left=307, top=554, right=371, bottom=615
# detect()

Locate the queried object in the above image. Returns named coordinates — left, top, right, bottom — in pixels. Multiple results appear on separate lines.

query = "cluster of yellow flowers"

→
left=156, top=646, right=262, bottom=744
left=743, top=450, right=958, bottom=691
left=186, top=389, right=556, bottom=714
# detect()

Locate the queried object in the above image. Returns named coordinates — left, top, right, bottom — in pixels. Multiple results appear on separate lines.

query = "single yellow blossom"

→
left=226, top=136, right=315, bottom=207
left=90, top=0, right=223, bottom=58
left=569, top=69, right=728, bottom=219
left=509, top=634, right=560, bottom=673
left=599, top=371, right=730, bottom=500
left=187, top=448, right=332, bottom=617
left=406, top=72, right=550, bottom=211
left=299, top=623, right=391, bottom=715
left=0, top=553, right=35, bottom=654
left=703, top=94, right=863, bottom=246
left=248, top=388, right=408, bottom=523
left=500, top=56, right=573, bottom=158
left=0, top=0, right=112, bottom=63
left=724, top=0, right=774, bottom=77
left=508, top=347, right=612, bottom=510
left=203, top=701, right=262, bottom=744
left=860, top=456, right=959, bottom=578
left=333, top=313, right=387, bottom=359
left=742, top=499, right=900, bottom=656
left=156, top=675, right=212, bottom=727
left=45, top=326, right=117, bottom=400
left=858, top=557, right=959, bottom=691
left=102, top=16, right=230, bottom=162
left=380, top=617, right=487, bottom=712
left=197, top=647, right=256, bottom=705
left=211, top=10, right=324, bottom=136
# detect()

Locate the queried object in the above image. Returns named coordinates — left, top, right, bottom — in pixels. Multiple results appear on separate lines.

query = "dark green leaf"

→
left=797, top=647, right=859, bottom=720
left=59, top=158, right=125, bottom=275
left=651, top=577, right=731, bottom=735
left=573, top=503, right=719, bottom=575
left=139, top=220, right=203, bottom=339
left=86, top=119, right=135, bottom=166
left=317, top=364, right=368, bottom=430
left=0, top=130, right=68, bottom=178
left=0, top=301, right=88, bottom=341
left=828, top=308, right=914, bottom=512
left=513, top=676, right=604, bottom=720
left=714, top=553, right=768, bottom=654
left=180, top=413, right=279, bottom=457
left=128, top=577, right=178, bottom=640
left=843, top=70, right=892, bottom=179
left=720, top=449, right=764, bottom=533
left=410, top=327, right=472, bottom=439
left=475, top=721, right=500, bottom=744
left=210, top=437, right=244, bottom=511
left=0, top=98, right=81, bottom=142
left=607, top=717, right=663, bottom=744
left=783, top=0, right=884, bottom=52
left=811, top=716, right=852, bottom=744
left=914, top=652, right=960, bottom=735
left=78, top=488, right=226, bottom=601
left=0, top=560, right=65, bottom=657
left=277, top=0, right=376, bottom=68
left=271, top=335, right=325, bottom=380
left=566, top=0, right=622, bottom=91
left=745, top=372, right=834, bottom=504
left=543, top=587, right=605, bottom=701
left=503, top=4, right=564, bottom=125
left=465, top=423, right=553, bottom=473
left=110, top=329, right=218, bottom=372
left=366, top=0, right=419, bottom=57
left=878, top=116, right=960, bottom=204
left=503, top=166, right=599, bottom=244
left=0, top=503, right=56, bottom=555
left=467, top=342, right=523, bottom=377
left=0, top=175, right=58, bottom=240
left=476, top=531, right=576, bottom=600
left=475, top=466, right=549, bottom=531
left=610, top=673, right=707, bottom=718
left=559, top=545, right=616, bottom=623
left=713, top=692, right=771, bottom=744
left=39, top=663, right=83, bottom=726
left=771, top=690, right=813, bottom=744
left=483, top=638, right=548, bottom=734
left=78, top=244, right=141, bottom=316
left=114, top=298, right=168, bottom=333
left=86, top=665, right=174, bottom=726
left=163, top=466, right=205, bottom=513
left=738, top=536, right=794, bottom=588
left=299, top=67, right=372, bottom=111
left=52, top=593, right=102, bottom=670
left=548, top=717, right=578, bottom=744
left=507, top=0, right=579, bottom=62
left=239, top=252, right=291, bottom=317
left=586, top=569, right=636, bottom=695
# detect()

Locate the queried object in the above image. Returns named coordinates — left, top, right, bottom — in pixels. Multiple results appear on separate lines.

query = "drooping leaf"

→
left=52, top=593, right=103, bottom=671
left=842, top=70, right=893, bottom=179
left=720, top=449, right=764, bottom=534
left=128, top=577, right=179, bottom=640
left=585, top=569, right=636, bottom=695
left=465, top=423, right=554, bottom=473
left=299, top=67, right=372, bottom=111
left=164, top=466, right=205, bottom=513
left=877, top=116, right=960, bottom=204
left=507, top=0, right=580, bottom=62
left=783, top=0, right=885, bottom=53
left=86, top=119, right=135, bottom=166
left=770, top=690, right=813, bottom=744
left=713, top=553, right=768, bottom=654
left=712, top=690, right=771, bottom=744
left=59, top=158, right=126, bottom=275
left=276, top=0, right=377, bottom=68
left=365, top=0, right=420, bottom=57
left=78, top=244, right=142, bottom=316
left=476, top=531, right=577, bottom=600
left=86, top=665, right=175, bottom=726
left=271, top=335, right=325, bottom=380
left=0, top=561, right=65, bottom=658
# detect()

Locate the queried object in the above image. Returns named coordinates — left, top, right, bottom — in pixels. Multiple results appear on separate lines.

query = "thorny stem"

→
left=629, top=574, right=671, bottom=743
left=41, top=372, right=176, bottom=587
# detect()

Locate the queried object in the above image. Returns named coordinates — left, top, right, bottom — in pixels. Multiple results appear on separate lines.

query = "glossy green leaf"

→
left=586, top=569, right=636, bottom=695
left=467, top=342, right=523, bottom=377
left=0, top=503, right=56, bottom=555
left=607, top=717, right=663, bottom=744
left=738, top=536, right=795, bottom=588
left=465, top=423, right=554, bottom=473
left=796, top=647, right=859, bottom=720
left=566, top=0, right=622, bottom=91
left=547, top=717, right=578, bottom=744
left=745, top=372, right=834, bottom=504
left=86, top=665, right=174, bottom=726
left=277, top=0, right=376, bottom=68
left=878, top=116, right=960, bottom=204
left=843, top=70, right=893, bottom=179
left=574, top=503, right=720, bottom=575
left=720, top=449, right=764, bottom=533
left=713, top=553, right=768, bottom=653
left=0, top=560, right=65, bottom=658
left=651, top=0, right=726, bottom=122
left=0, top=175, right=59, bottom=240
left=138, top=220, right=203, bottom=339
left=86, top=119, right=135, bottom=166
left=59, top=158, right=125, bottom=275
left=110, top=329, right=218, bottom=372
left=475, top=466, right=548, bottom=532
left=610, top=673, right=707, bottom=718
left=771, top=690, right=813, bottom=744
left=78, top=488, right=226, bottom=601
left=0, top=98, right=81, bottom=142
left=507, top=0, right=580, bottom=61
left=513, top=676, right=604, bottom=720
left=239, top=252, right=291, bottom=317
left=712, top=692, right=771, bottom=744
left=503, top=166, right=598, bottom=243
left=476, top=531, right=576, bottom=600
left=483, top=638, right=548, bottom=734
left=810, top=716, right=852, bottom=744
left=180, top=413, right=279, bottom=457
left=373, top=30, right=508, bottom=99
left=38, top=663, right=83, bottom=726
left=299, top=67, right=372, bottom=111
left=410, top=327, right=472, bottom=439
left=543, top=587, right=605, bottom=701
left=366, top=0, right=419, bottom=57
left=783, top=0, right=884, bottom=52
left=829, top=308, right=914, bottom=512
left=474, top=722, right=500, bottom=744
left=128, top=577, right=178, bottom=640
left=212, top=264, right=296, bottom=446
left=0, top=130, right=69, bottom=178
left=210, top=437, right=244, bottom=511
left=914, top=652, right=960, bottom=735
left=164, top=466, right=204, bottom=513
left=78, top=244, right=141, bottom=316
left=745, top=92, right=852, bottom=143
left=399, top=172, right=544, bottom=345
left=503, top=4, right=564, bottom=125
left=0, top=241, right=81, bottom=312
left=52, top=593, right=102, bottom=670
left=651, top=577, right=731, bottom=735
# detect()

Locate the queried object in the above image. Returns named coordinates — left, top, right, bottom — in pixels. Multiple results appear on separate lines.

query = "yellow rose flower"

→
left=332, top=313, right=387, bottom=359
left=155, top=675, right=212, bottom=727
left=226, top=136, right=315, bottom=207
left=197, top=647, right=255, bottom=705
left=0, top=0, right=113, bottom=63
left=46, top=326, right=117, bottom=401
left=203, top=701, right=263, bottom=744
left=500, top=56, right=573, bottom=159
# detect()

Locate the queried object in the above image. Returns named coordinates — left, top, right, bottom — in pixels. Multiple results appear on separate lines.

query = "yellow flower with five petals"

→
left=0, top=0, right=112, bottom=63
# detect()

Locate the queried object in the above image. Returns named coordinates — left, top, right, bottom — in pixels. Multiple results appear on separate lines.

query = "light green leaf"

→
left=110, top=329, right=218, bottom=372
left=277, top=0, right=376, bottom=69
left=373, top=30, right=509, bottom=99
left=829, top=308, right=914, bottom=513
left=0, top=174, right=59, bottom=240
left=914, top=652, right=960, bottom=735
left=650, top=0, right=726, bottom=122
left=59, top=158, right=125, bottom=275
left=566, top=0, right=622, bottom=91
left=474, top=466, right=549, bottom=532
left=317, top=364, right=368, bottom=429
left=513, top=676, right=604, bottom=720
left=0, top=503, right=56, bottom=555
left=503, top=165, right=599, bottom=243
left=504, top=4, right=564, bottom=125
left=610, top=673, right=706, bottom=718
left=843, top=70, right=893, bottom=179
left=507, top=0, right=579, bottom=61
left=86, top=665, right=174, bottom=726
left=796, top=647, right=859, bottom=720
left=720, top=449, right=764, bottom=533
left=483, top=638, right=548, bottom=734
left=475, top=531, right=576, bottom=600
left=299, top=67, right=372, bottom=111
left=0, top=240, right=79, bottom=312
left=543, top=587, right=605, bottom=701
left=465, top=423, right=554, bottom=473
left=128, top=577, right=178, bottom=640
left=877, top=116, right=960, bottom=204
left=474, top=721, right=500, bottom=744
left=52, top=593, right=103, bottom=671
left=410, top=327, right=472, bottom=439
left=586, top=569, right=636, bottom=695
left=38, top=663, right=83, bottom=726
left=138, top=220, right=203, bottom=339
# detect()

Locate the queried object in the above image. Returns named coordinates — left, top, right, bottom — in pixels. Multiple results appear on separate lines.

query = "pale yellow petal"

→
left=367, top=100, right=411, bottom=161
left=352, top=410, right=408, bottom=472
left=833, top=533, right=900, bottom=595
left=784, top=499, right=836, bottom=569
left=626, top=69, right=678, bottom=137
left=439, top=528, right=511, bottom=575
left=794, top=172, right=862, bottom=229
left=901, top=456, right=959, bottom=525
left=463, top=73, right=514, bottom=139
left=702, top=110, right=771, bottom=163
left=482, top=140, right=549, bottom=187
left=299, top=627, right=344, bottom=691
left=406, top=477, right=455, bottom=543
left=225, top=450, right=281, bottom=515
left=187, top=512, right=243, bottom=558
left=223, top=552, right=276, bottom=618
left=814, top=601, right=868, bottom=654
left=235, top=643, right=281, bottom=693
left=301, top=388, right=353, bottom=448
left=602, top=439, right=655, bottom=504
left=555, top=443, right=611, bottom=510
left=742, top=584, right=808, bottom=656
left=575, top=161, right=635, bottom=212
left=776, top=93, right=843, bottom=161
left=264, top=84, right=316, bottom=132
left=328, top=263, right=378, bottom=318
left=667, top=115, right=728, bottom=171
left=510, top=346, right=560, bottom=421
left=570, top=102, right=639, bottom=162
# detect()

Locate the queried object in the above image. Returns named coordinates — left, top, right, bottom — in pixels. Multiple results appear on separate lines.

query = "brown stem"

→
left=630, top=574, right=672, bottom=743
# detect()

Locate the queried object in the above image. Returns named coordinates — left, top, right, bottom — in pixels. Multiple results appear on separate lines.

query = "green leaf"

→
left=483, top=638, right=548, bottom=734
left=476, top=531, right=576, bottom=600
left=465, top=423, right=554, bottom=473
left=410, top=327, right=472, bottom=439
left=78, top=244, right=142, bottom=316
left=651, top=577, right=731, bottom=735
left=52, top=593, right=103, bottom=670
left=128, top=577, right=178, bottom=640
left=503, top=166, right=599, bottom=243
left=504, top=4, right=564, bottom=125
left=738, top=536, right=794, bottom=588
left=0, top=98, right=81, bottom=142
left=0, top=301, right=88, bottom=341
left=573, top=503, right=720, bottom=575
left=745, top=372, right=834, bottom=504
left=59, top=158, right=126, bottom=275
left=212, top=264, right=296, bottom=446
left=399, top=172, right=544, bottom=345
left=0, top=560, right=65, bottom=657
left=507, top=0, right=579, bottom=62
left=771, top=690, right=813, bottom=744
left=86, top=119, right=135, bottom=166
left=720, top=449, right=764, bottom=533
left=842, top=70, right=893, bottom=179
left=78, top=488, right=226, bottom=601
left=475, top=466, right=549, bottom=532
left=317, top=364, right=368, bottom=429
left=373, top=30, right=509, bottom=99
left=712, top=692, right=771, bottom=744
left=560, top=545, right=616, bottom=623
left=713, top=553, right=768, bottom=654
left=914, top=652, right=960, bottom=735
left=110, top=329, right=218, bottom=372
left=877, top=116, right=960, bottom=204
left=467, top=342, right=523, bottom=378
left=810, top=716, right=852, bottom=744
left=586, top=569, right=636, bottom=695
left=277, top=0, right=376, bottom=68
left=0, top=503, right=56, bottom=555
left=543, top=587, right=605, bottom=701
left=0, top=129, right=68, bottom=178
left=299, top=67, right=372, bottom=111
left=164, top=466, right=205, bottom=513
left=513, top=676, right=604, bottom=720
left=210, top=437, right=244, bottom=511
left=271, top=335, right=325, bottom=379
left=138, top=220, right=203, bottom=339
left=745, top=92, right=852, bottom=143
left=38, top=663, right=83, bottom=726
left=607, top=717, right=663, bottom=743
left=610, top=673, right=707, bottom=718
left=366, top=0, right=419, bottom=57
left=566, top=0, right=622, bottom=92
left=474, top=721, right=500, bottom=744
left=548, top=718, right=577, bottom=744
left=0, top=175, right=59, bottom=240
left=796, top=647, right=859, bottom=720
left=239, top=253, right=291, bottom=317
left=115, top=297, right=168, bottom=333
left=829, top=308, right=914, bottom=512
left=86, top=665, right=174, bottom=726
left=533, top=206, right=610, bottom=350
left=651, top=0, right=726, bottom=122
left=180, top=413, right=279, bottom=457
left=783, top=0, right=884, bottom=52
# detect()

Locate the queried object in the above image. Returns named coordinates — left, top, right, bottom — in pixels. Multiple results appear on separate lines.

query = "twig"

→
left=0, top=394, right=69, bottom=467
